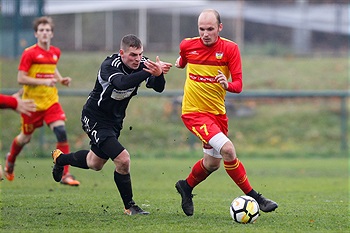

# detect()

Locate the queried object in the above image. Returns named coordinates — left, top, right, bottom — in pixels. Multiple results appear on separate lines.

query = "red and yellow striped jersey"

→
left=178, top=36, right=242, bottom=115
left=18, top=44, right=61, bottom=111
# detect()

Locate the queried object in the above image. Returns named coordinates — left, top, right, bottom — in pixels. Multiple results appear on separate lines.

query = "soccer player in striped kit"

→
left=175, top=9, right=278, bottom=216
left=4, top=16, right=80, bottom=186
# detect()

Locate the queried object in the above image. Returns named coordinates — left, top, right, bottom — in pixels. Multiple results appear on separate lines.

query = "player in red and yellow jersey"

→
left=4, top=16, right=80, bottom=186
left=174, top=9, right=278, bottom=216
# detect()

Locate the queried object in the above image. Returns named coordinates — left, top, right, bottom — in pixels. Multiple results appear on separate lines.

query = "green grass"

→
left=0, top=52, right=349, bottom=232
left=1, top=157, right=348, bottom=232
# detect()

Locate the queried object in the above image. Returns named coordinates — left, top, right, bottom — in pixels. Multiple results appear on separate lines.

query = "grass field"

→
left=1, top=53, right=349, bottom=232
left=1, top=157, right=348, bottom=232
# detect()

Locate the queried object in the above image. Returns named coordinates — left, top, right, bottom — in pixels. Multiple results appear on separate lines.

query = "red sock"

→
left=186, top=159, right=211, bottom=188
left=57, top=141, right=70, bottom=176
left=7, top=136, right=24, bottom=164
left=224, top=158, right=253, bottom=194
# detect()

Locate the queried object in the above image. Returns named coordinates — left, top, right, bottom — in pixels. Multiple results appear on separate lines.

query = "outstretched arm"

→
left=144, top=56, right=166, bottom=92
left=0, top=90, right=36, bottom=116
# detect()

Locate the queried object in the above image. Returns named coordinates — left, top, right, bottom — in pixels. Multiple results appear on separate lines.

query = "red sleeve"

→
left=0, top=94, right=18, bottom=109
left=227, top=42, right=243, bottom=93
left=18, top=48, right=33, bottom=72
left=227, top=73, right=242, bottom=93
left=178, top=39, right=188, bottom=68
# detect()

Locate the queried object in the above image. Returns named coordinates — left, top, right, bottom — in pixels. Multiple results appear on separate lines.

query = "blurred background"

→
left=1, top=0, right=349, bottom=57
left=0, top=0, right=349, bottom=158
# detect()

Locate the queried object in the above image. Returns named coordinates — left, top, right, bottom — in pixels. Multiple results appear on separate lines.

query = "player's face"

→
left=198, top=12, right=223, bottom=46
left=120, top=46, right=143, bottom=70
left=35, top=23, right=53, bottom=45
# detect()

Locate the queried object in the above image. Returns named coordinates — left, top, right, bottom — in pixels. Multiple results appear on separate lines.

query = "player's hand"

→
left=44, top=78, right=57, bottom=87
left=144, top=56, right=163, bottom=77
left=215, top=70, right=228, bottom=90
left=160, top=60, right=172, bottom=74
left=60, top=77, right=72, bottom=87
left=175, top=56, right=181, bottom=68
left=12, top=90, right=36, bottom=116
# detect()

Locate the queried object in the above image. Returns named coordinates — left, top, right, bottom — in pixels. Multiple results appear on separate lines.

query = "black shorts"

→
left=91, top=137, right=125, bottom=160
left=81, top=114, right=125, bottom=160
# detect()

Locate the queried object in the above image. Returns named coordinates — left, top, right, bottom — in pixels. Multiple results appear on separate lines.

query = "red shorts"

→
left=181, top=112, right=228, bottom=147
left=21, top=102, right=66, bottom=135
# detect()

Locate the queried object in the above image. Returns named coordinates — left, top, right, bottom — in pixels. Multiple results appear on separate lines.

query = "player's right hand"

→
left=175, top=56, right=181, bottom=68
left=160, top=60, right=172, bottom=74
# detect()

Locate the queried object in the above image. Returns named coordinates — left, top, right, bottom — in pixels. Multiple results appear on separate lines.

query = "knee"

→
left=53, top=125, right=67, bottom=142
left=16, top=134, right=31, bottom=145
left=220, top=141, right=237, bottom=161
left=114, top=150, right=130, bottom=173
left=86, top=151, right=105, bottom=171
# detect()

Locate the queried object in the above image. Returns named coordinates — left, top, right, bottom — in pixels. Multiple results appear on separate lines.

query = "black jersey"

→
left=82, top=53, right=165, bottom=131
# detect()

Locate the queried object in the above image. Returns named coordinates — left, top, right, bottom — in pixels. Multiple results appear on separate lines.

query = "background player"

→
left=174, top=9, right=278, bottom=216
left=4, top=16, right=80, bottom=186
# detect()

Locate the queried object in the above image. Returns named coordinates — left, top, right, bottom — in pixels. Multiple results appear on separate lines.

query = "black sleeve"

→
left=145, top=73, right=166, bottom=93
left=110, top=70, right=151, bottom=90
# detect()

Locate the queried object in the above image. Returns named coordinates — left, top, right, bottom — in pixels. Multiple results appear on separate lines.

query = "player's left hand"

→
left=215, top=70, right=228, bottom=90
left=60, top=77, right=71, bottom=86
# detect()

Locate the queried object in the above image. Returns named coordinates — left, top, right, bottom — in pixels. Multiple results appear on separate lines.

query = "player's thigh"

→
left=181, top=112, right=222, bottom=144
left=21, top=111, right=45, bottom=134
left=44, top=103, right=67, bottom=127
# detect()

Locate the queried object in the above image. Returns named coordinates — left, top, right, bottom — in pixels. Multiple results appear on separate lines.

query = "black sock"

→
left=114, top=171, right=133, bottom=209
left=246, top=189, right=259, bottom=199
left=56, top=150, right=89, bottom=169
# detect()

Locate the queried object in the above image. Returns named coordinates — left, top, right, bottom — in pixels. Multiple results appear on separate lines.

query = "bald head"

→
left=198, top=9, right=221, bottom=26
left=197, top=9, right=223, bottom=46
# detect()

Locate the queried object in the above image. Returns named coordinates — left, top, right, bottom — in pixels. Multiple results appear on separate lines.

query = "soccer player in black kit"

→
left=50, top=34, right=172, bottom=215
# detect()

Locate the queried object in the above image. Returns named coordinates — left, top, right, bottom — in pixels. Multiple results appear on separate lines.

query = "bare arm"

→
left=54, top=68, right=71, bottom=87
left=18, top=70, right=57, bottom=87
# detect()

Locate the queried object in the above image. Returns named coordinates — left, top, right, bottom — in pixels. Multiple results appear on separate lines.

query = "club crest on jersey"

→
left=216, top=52, right=223, bottom=60
left=53, top=54, right=58, bottom=61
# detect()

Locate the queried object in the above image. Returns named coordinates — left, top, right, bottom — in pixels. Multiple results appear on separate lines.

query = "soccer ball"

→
left=230, top=195, right=260, bottom=224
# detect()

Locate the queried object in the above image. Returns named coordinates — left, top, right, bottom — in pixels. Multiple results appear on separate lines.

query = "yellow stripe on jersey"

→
left=28, top=63, right=56, bottom=78
left=182, top=63, right=230, bottom=115
left=24, top=63, right=58, bottom=111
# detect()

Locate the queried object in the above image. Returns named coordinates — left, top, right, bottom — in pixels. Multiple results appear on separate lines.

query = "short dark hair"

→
left=33, top=16, right=54, bottom=32
left=120, top=34, right=142, bottom=51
